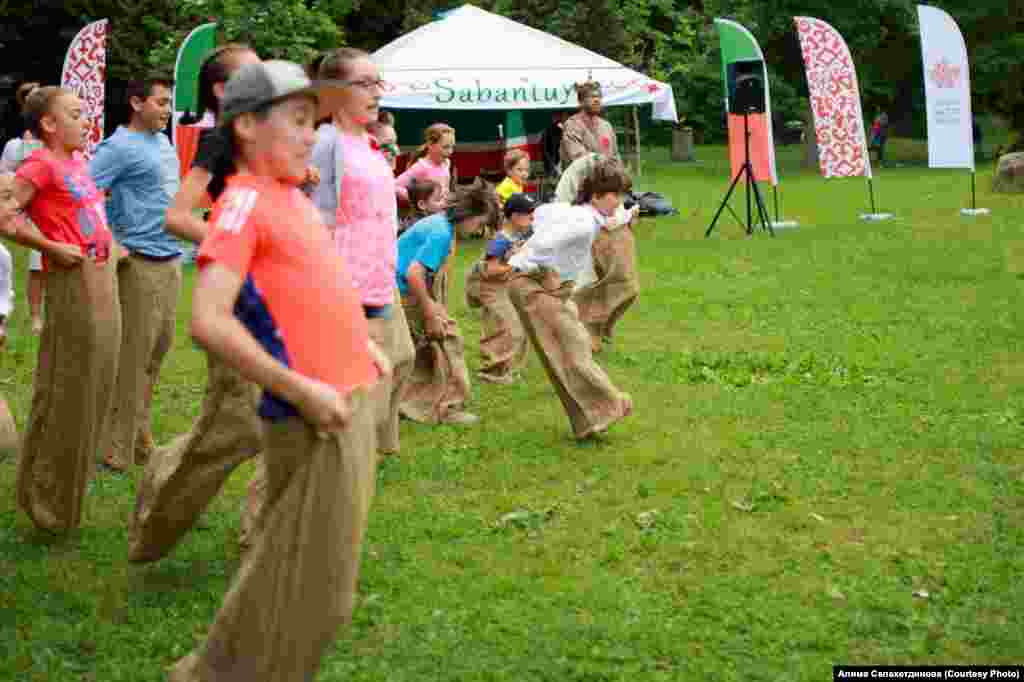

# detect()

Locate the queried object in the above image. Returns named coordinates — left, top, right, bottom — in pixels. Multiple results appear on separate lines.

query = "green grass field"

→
left=1, top=143, right=1022, bottom=681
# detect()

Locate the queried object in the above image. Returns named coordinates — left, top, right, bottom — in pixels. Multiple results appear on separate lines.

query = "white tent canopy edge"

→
left=372, top=4, right=679, bottom=122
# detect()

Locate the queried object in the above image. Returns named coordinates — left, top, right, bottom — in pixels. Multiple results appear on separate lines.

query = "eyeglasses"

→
left=341, top=78, right=388, bottom=91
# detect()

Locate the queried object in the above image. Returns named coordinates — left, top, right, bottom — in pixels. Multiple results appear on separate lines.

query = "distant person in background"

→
left=369, top=110, right=399, bottom=172
left=465, top=192, right=535, bottom=385
left=560, top=81, right=618, bottom=167
left=870, top=110, right=889, bottom=166
left=1, top=81, right=45, bottom=334
left=495, top=149, right=530, bottom=209
left=399, top=178, right=445, bottom=234
left=396, top=123, right=454, bottom=204
left=542, top=110, right=568, bottom=176
left=0, top=173, right=17, bottom=457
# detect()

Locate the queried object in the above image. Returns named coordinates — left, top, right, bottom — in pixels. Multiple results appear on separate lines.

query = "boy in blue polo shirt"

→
left=90, top=74, right=182, bottom=470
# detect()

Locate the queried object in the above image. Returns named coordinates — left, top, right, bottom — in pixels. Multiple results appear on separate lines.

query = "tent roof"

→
left=373, top=5, right=678, bottom=121
left=376, top=5, right=627, bottom=72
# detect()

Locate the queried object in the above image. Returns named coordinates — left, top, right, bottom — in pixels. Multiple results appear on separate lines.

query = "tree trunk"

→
left=802, top=108, right=819, bottom=170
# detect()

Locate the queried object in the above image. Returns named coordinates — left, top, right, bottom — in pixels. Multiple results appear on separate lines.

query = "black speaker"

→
left=727, top=60, right=766, bottom=115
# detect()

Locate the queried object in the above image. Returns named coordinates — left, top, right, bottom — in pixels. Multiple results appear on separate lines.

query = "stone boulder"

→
left=993, top=152, right=1024, bottom=193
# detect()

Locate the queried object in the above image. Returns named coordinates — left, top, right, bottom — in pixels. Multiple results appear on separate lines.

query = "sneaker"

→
left=442, top=411, right=480, bottom=425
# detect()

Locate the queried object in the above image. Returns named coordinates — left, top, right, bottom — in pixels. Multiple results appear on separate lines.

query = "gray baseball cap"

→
left=220, top=60, right=346, bottom=125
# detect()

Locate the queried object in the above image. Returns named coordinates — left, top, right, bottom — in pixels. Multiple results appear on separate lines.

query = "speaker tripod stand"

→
left=705, top=109, right=774, bottom=238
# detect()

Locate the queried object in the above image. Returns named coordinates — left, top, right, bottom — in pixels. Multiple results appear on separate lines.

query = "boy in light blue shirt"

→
left=88, top=75, right=181, bottom=471
left=395, top=180, right=495, bottom=425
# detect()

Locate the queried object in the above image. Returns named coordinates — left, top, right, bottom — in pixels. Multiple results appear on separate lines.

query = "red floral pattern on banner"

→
left=61, top=20, right=108, bottom=161
left=794, top=17, right=871, bottom=179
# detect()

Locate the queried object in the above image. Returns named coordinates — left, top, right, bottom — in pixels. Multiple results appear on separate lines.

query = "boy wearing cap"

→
left=170, top=60, right=389, bottom=682
left=466, top=192, right=535, bottom=384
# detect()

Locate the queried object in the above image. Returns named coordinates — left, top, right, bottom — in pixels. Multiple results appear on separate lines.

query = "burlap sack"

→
left=105, top=256, right=181, bottom=470
left=572, top=223, right=640, bottom=342
left=17, top=256, right=120, bottom=533
left=169, top=393, right=377, bottom=682
left=366, top=300, right=415, bottom=453
left=398, top=296, right=471, bottom=424
left=509, top=272, right=631, bottom=439
left=477, top=274, right=528, bottom=381
left=129, top=354, right=262, bottom=563
left=464, top=264, right=484, bottom=309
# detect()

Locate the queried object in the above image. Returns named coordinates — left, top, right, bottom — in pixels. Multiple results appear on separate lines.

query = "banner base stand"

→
left=859, top=213, right=894, bottom=222
left=772, top=220, right=799, bottom=229
left=960, top=208, right=991, bottom=216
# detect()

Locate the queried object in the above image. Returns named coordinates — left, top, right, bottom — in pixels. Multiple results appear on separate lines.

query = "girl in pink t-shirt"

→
left=321, top=47, right=416, bottom=456
left=395, top=123, right=454, bottom=204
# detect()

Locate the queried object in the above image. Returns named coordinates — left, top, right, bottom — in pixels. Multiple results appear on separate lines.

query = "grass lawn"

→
left=1, top=142, right=1022, bottom=681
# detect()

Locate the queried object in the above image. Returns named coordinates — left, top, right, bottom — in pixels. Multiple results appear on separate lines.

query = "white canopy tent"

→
left=373, top=5, right=679, bottom=122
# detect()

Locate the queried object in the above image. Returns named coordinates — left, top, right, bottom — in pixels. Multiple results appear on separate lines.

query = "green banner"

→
left=174, top=23, right=217, bottom=114
left=715, top=18, right=762, bottom=102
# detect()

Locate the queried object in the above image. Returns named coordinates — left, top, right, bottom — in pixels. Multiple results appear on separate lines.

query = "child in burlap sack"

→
left=130, top=44, right=268, bottom=563
left=396, top=179, right=497, bottom=425
left=466, top=192, right=535, bottom=384
left=0, top=88, right=121, bottom=533
left=0, top=174, right=21, bottom=458
left=508, top=158, right=635, bottom=440
left=169, top=60, right=390, bottom=682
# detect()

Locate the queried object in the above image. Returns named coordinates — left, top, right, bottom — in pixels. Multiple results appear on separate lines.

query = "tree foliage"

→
left=2, top=0, right=1021, bottom=142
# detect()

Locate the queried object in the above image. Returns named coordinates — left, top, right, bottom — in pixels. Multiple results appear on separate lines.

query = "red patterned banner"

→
left=61, top=19, right=108, bottom=160
left=794, top=17, right=871, bottom=179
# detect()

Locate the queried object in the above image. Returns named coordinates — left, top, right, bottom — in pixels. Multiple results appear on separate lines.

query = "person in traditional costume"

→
left=396, top=179, right=496, bottom=425
left=465, top=192, right=536, bottom=384
left=559, top=80, right=618, bottom=166
left=0, top=87, right=120, bottom=533
left=169, top=59, right=389, bottom=682
left=508, top=157, right=635, bottom=440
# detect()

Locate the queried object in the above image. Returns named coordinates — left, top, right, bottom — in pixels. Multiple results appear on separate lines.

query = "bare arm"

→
left=0, top=178, right=83, bottom=267
left=406, top=261, right=447, bottom=337
left=192, top=262, right=360, bottom=432
left=166, top=167, right=214, bottom=244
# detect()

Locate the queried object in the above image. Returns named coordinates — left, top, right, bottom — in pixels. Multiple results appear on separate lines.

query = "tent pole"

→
left=632, top=106, right=641, bottom=178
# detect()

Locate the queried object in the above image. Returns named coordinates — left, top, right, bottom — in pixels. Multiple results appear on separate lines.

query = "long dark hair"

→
left=196, top=43, right=255, bottom=119
left=446, top=178, right=497, bottom=226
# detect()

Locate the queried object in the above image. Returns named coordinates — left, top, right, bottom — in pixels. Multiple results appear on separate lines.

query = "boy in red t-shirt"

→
left=169, top=61, right=389, bottom=682
left=0, top=86, right=121, bottom=534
